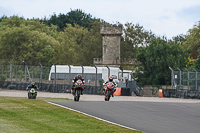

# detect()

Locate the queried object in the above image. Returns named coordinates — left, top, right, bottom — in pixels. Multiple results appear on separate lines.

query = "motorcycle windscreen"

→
left=75, top=80, right=83, bottom=88
left=108, top=82, right=114, bottom=86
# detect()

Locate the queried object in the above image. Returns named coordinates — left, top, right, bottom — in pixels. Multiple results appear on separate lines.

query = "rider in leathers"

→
left=72, top=74, right=85, bottom=95
left=103, top=76, right=116, bottom=97
left=26, top=82, right=38, bottom=97
left=26, top=82, right=38, bottom=91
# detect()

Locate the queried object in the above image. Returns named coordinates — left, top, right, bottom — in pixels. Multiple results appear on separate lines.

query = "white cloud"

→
left=1, top=0, right=200, bottom=39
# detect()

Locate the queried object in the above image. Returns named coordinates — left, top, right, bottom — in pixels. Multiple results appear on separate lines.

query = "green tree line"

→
left=0, top=10, right=103, bottom=66
left=0, top=9, right=200, bottom=87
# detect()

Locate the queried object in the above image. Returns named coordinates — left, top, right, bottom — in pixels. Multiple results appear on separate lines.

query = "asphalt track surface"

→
left=49, top=101, right=200, bottom=133
left=1, top=89, right=200, bottom=133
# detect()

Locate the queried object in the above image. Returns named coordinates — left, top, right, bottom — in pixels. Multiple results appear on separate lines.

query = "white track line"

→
left=47, top=101, right=140, bottom=132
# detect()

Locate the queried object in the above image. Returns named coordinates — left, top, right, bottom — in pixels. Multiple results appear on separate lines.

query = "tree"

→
left=52, top=22, right=102, bottom=66
left=169, top=34, right=186, bottom=45
left=0, top=16, right=103, bottom=66
left=44, top=9, right=103, bottom=31
left=0, top=25, right=59, bottom=65
left=182, top=22, right=200, bottom=58
left=121, top=23, right=155, bottom=59
left=133, top=38, right=187, bottom=86
left=0, top=16, right=59, bottom=66
left=52, top=24, right=82, bottom=65
left=80, top=21, right=102, bottom=65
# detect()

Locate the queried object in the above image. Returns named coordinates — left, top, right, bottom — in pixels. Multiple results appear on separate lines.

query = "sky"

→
left=1, top=0, right=200, bottom=39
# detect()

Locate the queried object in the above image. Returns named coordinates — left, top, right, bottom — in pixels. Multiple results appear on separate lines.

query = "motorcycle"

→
left=104, top=82, right=115, bottom=101
left=28, top=88, right=37, bottom=99
left=73, top=79, right=84, bottom=101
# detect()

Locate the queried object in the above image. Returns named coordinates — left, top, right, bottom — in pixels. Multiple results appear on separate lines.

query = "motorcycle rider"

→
left=72, top=74, right=85, bottom=95
left=103, top=76, right=116, bottom=97
left=26, top=82, right=38, bottom=97
left=26, top=82, right=39, bottom=91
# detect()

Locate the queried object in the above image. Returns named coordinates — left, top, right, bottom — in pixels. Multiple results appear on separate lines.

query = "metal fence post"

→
left=106, top=65, right=110, bottom=77
left=81, top=65, right=84, bottom=77
left=8, top=61, right=12, bottom=82
left=23, top=61, right=27, bottom=82
left=119, top=66, right=123, bottom=80
left=52, top=63, right=56, bottom=91
left=185, top=68, right=190, bottom=90
left=177, top=67, right=182, bottom=89
left=193, top=68, right=198, bottom=90
left=39, top=62, right=42, bottom=84
left=94, top=65, right=97, bottom=89
left=169, top=67, right=174, bottom=89
left=67, top=64, right=71, bottom=86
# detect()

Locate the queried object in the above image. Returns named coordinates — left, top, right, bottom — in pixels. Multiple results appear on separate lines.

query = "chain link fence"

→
left=0, top=64, right=101, bottom=95
left=166, top=67, right=200, bottom=99
left=173, top=70, right=200, bottom=91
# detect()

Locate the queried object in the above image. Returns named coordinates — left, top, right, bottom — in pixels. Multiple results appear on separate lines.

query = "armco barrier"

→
left=113, top=87, right=131, bottom=96
left=162, top=89, right=200, bottom=99
left=1, top=81, right=101, bottom=95
left=121, top=87, right=131, bottom=96
left=163, top=89, right=176, bottom=97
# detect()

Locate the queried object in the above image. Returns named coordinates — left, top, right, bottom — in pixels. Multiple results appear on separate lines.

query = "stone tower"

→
left=94, top=25, right=122, bottom=67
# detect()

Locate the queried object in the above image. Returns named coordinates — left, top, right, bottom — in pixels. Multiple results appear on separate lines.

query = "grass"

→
left=0, top=96, right=141, bottom=133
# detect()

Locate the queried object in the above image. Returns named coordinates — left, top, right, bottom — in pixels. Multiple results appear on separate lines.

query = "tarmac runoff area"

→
left=0, top=89, right=199, bottom=103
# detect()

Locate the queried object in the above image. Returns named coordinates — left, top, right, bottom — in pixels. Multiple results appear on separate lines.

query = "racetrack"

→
left=0, top=89, right=199, bottom=103
left=49, top=101, right=200, bottom=133
left=1, top=89, right=200, bottom=133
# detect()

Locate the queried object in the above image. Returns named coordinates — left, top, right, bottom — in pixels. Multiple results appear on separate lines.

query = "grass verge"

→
left=0, top=96, right=141, bottom=133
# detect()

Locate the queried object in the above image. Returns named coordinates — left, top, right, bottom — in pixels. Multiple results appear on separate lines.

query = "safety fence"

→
left=0, top=64, right=102, bottom=94
left=168, top=67, right=200, bottom=99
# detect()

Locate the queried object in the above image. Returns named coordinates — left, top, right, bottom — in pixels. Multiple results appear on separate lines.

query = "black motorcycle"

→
left=72, top=79, right=84, bottom=101
left=28, top=88, right=37, bottom=99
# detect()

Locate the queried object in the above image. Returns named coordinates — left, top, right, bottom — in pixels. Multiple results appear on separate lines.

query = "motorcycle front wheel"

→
left=105, top=90, right=111, bottom=101
left=74, top=90, right=80, bottom=101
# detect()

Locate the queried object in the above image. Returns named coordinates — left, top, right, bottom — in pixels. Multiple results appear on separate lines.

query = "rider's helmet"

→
left=109, top=76, right=113, bottom=82
left=77, top=74, right=82, bottom=80
left=31, top=82, right=35, bottom=86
